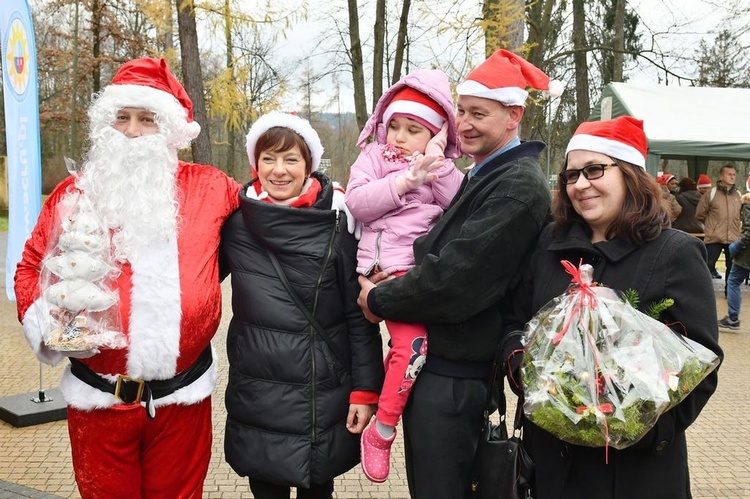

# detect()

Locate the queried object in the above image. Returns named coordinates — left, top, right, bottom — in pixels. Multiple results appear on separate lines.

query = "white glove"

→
left=331, top=183, right=362, bottom=239
left=396, top=154, right=444, bottom=195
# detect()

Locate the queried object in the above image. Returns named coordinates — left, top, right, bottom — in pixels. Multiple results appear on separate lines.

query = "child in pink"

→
left=345, top=69, right=463, bottom=483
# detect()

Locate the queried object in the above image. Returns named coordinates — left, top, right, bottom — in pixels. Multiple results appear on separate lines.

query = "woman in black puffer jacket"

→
left=220, top=112, right=384, bottom=499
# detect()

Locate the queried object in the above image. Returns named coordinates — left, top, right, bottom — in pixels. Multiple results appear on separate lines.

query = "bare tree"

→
left=612, top=0, right=625, bottom=82
left=372, top=0, right=386, bottom=109
left=572, top=0, right=590, bottom=124
left=176, top=0, right=212, bottom=164
left=346, top=0, right=368, bottom=130
left=391, top=0, right=411, bottom=85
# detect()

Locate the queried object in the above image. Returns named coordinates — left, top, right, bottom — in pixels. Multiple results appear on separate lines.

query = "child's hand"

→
left=424, top=122, right=448, bottom=157
left=346, top=404, right=374, bottom=434
left=396, top=154, right=444, bottom=195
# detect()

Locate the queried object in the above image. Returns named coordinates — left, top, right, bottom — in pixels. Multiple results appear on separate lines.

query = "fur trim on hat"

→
left=245, top=112, right=324, bottom=172
left=88, top=84, right=200, bottom=150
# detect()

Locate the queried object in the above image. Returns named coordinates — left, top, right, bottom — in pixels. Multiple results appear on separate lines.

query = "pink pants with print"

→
left=376, top=319, right=428, bottom=426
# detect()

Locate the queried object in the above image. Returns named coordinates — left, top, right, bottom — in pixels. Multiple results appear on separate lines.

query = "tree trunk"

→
left=521, top=0, right=557, bottom=141
left=91, top=0, right=102, bottom=93
left=612, top=0, right=625, bottom=82
left=572, top=0, right=590, bottom=124
left=391, top=0, right=411, bottom=85
left=347, top=0, right=368, bottom=130
left=70, top=0, right=80, bottom=158
left=482, top=0, right=524, bottom=57
left=224, top=0, right=240, bottom=178
left=176, top=0, right=212, bottom=165
left=372, top=0, right=386, bottom=110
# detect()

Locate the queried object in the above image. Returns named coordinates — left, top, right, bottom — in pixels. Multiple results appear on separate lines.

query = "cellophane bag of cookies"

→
left=36, top=185, right=126, bottom=354
left=521, top=261, right=719, bottom=450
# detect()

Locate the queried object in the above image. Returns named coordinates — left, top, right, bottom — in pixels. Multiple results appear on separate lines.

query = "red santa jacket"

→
left=14, top=162, right=240, bottom=410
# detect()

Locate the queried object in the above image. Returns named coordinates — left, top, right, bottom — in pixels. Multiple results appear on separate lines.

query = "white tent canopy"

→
left=590, top=82, right=750, bottom=175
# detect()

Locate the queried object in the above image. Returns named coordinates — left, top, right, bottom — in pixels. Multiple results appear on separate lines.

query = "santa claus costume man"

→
left=14, top=57, right=240, bottom=498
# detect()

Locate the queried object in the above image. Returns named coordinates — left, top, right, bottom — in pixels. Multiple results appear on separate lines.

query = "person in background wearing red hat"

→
left=344, top=69, right=464, bottom=484
left=656, top=172, right=682, bottom=222
left=357, top=50, right=556, bottom=498
left=696, top=164, right=742, bottom=283
left=220, top=112, right=384, bottom=499
left=14, top=58, right=241, bottom=498
left=501, top=116, right=722, bottom=499
left=697, top=173, right=713, bottom=195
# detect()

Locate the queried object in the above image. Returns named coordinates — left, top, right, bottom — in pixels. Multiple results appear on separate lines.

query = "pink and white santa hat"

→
left=382, top=87, right=448, bottom=134
left=245, top=111, right=324, bottom=172
left=565, top=116, right=648, bottom=168
left=456, top=49, right=564, bottom=107
left=88, top=57, right=200, bottom=150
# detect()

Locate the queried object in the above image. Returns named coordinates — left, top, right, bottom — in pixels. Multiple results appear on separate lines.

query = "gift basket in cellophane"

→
left=521, top=261, right=719, bottom=450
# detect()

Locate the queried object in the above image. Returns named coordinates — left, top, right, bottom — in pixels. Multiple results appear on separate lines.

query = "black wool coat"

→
left=370, top=141, right=551, bottom=364
left=504, top=222, right=723, bottom=499
left=219, top=172, right=384, bottom=487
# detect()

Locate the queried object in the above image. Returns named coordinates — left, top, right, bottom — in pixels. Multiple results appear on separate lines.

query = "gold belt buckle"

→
left=114, top=375, right=146, bottom=403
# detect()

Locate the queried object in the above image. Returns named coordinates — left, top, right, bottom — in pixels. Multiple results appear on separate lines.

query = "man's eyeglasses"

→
left=559, top=163, right=618, bottom=185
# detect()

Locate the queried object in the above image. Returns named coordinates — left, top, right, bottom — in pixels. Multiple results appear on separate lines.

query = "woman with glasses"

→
left=500, top=116, right=723, bottom=499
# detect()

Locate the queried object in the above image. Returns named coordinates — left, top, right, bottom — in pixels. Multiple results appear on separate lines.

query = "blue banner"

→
left=1, top=0, right=42, bottom=301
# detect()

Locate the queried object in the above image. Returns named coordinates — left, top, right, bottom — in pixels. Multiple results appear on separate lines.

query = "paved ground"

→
left=0, top=229, right=748, bottom=498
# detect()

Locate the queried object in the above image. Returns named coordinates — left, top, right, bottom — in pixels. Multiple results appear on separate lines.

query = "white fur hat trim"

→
left=246, top=112, right=324, bottom=171
left=456, top=80, right=529, bottom=107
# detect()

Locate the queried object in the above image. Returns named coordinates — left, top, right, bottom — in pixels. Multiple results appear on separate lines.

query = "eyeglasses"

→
left=559, top=163, right=618, bottom=185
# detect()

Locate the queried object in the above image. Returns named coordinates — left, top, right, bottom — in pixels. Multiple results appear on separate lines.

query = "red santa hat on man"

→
left=697, top=174, right=712, bottom=189
left=88, top=57, right=201, bottom=150
left=565, top=116, right=648, bottom=168
left=382, top=87, right=448, bottom=134
left=245, top=111, right=325, bottom=172
left=456, top=49, right=564, bottom=107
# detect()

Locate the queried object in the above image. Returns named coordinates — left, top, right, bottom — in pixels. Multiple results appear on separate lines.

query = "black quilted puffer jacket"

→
left=219, top=172, right=384, bottom=487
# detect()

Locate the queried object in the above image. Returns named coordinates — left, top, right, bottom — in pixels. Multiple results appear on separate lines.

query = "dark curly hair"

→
left=552, top=159, right=670, bottom=245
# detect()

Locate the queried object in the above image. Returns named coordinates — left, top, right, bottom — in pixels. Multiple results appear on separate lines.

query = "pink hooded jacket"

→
left=345, top=69, right=464, bottom=275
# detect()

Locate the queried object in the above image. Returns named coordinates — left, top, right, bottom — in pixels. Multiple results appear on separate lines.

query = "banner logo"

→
left=4, top=17, right=30, bottom=96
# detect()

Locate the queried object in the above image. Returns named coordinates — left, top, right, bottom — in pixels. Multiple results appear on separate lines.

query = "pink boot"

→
left=360, top=419, right=396, bottom=483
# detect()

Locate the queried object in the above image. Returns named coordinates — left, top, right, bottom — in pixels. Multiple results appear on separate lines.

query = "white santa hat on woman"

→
left=565, top=116, right=648, bottom=168
left=88, top=57, right=201, bottom=150
left=456, top=49, right=564, bottom=107
left=245, top=111, right=325, bottom=172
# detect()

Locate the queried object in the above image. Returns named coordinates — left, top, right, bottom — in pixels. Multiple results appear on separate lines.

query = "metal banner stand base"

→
left=0, top=388, right=67, bottom=427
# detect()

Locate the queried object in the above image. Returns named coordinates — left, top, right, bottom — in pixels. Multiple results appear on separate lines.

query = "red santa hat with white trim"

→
left=697, top=174, right=712, bottom=189
left=88, top=57, right=201, bottom=149
left=245, top=111, right=324, bottom=172
left=456, top=49, right=564, bottom=107
left=565, top=116, right=648, bottom=168
left=382, top=87, right=448, bottom=134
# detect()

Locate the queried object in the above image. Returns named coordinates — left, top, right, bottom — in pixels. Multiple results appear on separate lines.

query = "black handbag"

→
left=470, top=356, right=535, bottom=499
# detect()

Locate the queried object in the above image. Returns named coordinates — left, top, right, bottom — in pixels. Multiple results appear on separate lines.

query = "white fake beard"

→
left=76, top=128, right=179, bottom=262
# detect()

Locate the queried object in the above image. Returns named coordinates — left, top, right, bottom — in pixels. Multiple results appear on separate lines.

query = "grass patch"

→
left=0, top=214, right=7, bottom=232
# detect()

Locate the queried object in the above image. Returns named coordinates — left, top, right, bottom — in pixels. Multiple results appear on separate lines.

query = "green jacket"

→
left=731, top=193, right=750, bottom=270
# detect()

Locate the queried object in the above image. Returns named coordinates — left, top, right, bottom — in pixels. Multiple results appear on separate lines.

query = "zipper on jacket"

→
left=363, top=232, right=382, bottom=276
left=310, top=210, right=340, bottom=442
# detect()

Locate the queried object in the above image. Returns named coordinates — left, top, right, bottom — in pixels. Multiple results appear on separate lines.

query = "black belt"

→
left=69, top=347, right=213, bottom=418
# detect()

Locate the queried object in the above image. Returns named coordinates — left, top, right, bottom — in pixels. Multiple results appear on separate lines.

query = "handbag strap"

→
left=485, top=348, right=524, bottom=431
left=265, top=247, right=351, bottom=372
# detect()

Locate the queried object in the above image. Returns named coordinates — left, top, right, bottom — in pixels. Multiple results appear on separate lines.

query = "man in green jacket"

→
left=357, top=50, right=556, bottom=499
